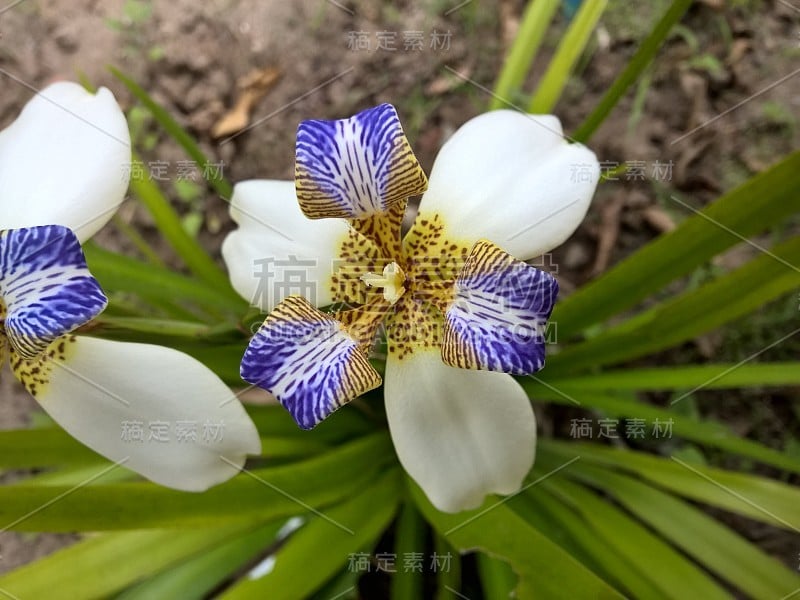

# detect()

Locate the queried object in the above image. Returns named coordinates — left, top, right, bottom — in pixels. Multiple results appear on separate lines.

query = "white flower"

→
left=0, top=82, right=260, bottom=491
left=222, top=104, right=598, bottom=511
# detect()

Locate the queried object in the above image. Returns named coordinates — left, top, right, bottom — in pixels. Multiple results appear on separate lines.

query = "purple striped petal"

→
left=295, top=103, right=427, bottom=219
left=442, top=239, right=558, bottom=375
left=0, top=225, right=107, bottom=359
left=241, top=296, right=381, bottom=429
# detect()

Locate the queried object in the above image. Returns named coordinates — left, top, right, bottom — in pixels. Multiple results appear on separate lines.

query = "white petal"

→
left=14, top=336, right=261, bottom=492
left=0, top=82, right=131, bottom=243
left=384, top=347, right=536, bottom=513
left=412, top=111, right=599, bottom=260
left=222, top=180, right=371, bottom=311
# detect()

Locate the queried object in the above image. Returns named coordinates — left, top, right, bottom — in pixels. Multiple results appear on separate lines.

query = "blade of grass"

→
left=0, top=521, right=278, bottom=599
left=220, top=470, right=402, bottom=600
left=541, top=363, right=800, bottom=391
left=540, top=476, right=730, bottom=599
left=409, top=476, right=625, bottom=599
left=516, top=489, right=652, bottom=596
left=0, top=434, right=392, bottom=531
left=563, top=461, right=800, bottom=598
left=110, top=66, right=233, bottom=200
left=391, top=501, right=427, bottom=600
left=552, top=152, right=800, bottom=339
left=572, top=0, right=693, bottom=141
left=111, top=214, right=166, bottom=267
left=129, top=155, right=233, bottom=290
left=547, top=235, right=800, bottom=375
left=527, top=0, right=608, bottom=113
left=540, top=440, right=800, bottom=531
left=84, top=243, right=246, bottom=316
left=490, top=0, right=560, bottom=109
left=519, top=384, right=800, bottom=475
left=116, top=520, right=287, bottom=600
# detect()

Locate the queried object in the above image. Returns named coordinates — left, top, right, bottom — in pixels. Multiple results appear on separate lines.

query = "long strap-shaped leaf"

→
left=552, top=152, right=800, bottom=339
left=541, top=440, right=800, bottom=531
left=572, top=0, right=694, bottom=142
left=519, top=385, right=800, bottom=475
left=540, top=476, right=731, bottom=599
left=219, top=470, right=401, bottom=600
left=561, top=461, right=800, bottom=598
left=490, top=0, right=560, bottom=110
left=410, top=477, right=625, bottom=599
left=527, top=0, right=608, bottom=113
left=548, top=235, right=800, bottom=374
left=0, top=434, right=392, bottom=531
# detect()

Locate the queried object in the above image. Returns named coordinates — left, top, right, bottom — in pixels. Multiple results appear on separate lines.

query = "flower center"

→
left=360, top=261, right=406, bottom=305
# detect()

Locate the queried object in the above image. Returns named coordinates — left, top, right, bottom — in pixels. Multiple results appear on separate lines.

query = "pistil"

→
left=360, top=262, right=406, bottom=305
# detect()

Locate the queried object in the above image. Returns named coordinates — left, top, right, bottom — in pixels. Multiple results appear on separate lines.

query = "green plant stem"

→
left=527, top=0, right=608, bottom=113
left=490, top=0, right=560, bottom=110
left=572, top=0, right=693, bottom=142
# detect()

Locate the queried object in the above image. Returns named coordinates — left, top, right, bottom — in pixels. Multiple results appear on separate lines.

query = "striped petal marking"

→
left=295, top=103, right=428, bottom=220
left=240, top=296, right=381, bottom=429
left=442, top=239, right=558, bottom=375
left=0, top=225, right=107, bottom=360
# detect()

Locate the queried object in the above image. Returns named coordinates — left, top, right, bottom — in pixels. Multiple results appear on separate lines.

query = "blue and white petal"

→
left=241, top=296, right=381, bottom=429
left=385, top=348, right=536, bottom=513
left=0, top=225, right=107, bottom=359
left=412, top=111, right=599, bottom=260
left=11, top=336, right=261, bottom=492
left=442, top=239, right=558, bottom=375
left=295, top=104, right=428, bottom=219
left=0, top=82, right=131, bottom=243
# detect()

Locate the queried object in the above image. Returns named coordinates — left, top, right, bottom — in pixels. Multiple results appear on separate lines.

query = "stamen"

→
left=360, top=262, right=406, bottom=305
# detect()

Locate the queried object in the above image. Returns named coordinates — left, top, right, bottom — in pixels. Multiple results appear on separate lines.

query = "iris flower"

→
left=0, top=82, right=259, bottom=490
left=223, top=104, right=598, bottom=511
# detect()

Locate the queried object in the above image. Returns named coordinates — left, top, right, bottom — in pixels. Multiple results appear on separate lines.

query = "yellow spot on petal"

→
left=10, top=335, right=77, bottom=399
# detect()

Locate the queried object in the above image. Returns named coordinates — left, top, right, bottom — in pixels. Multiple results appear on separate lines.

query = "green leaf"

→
left=527, top=0, right=608, bottom=113
left=518, top=489, right=653, bottom=597
left=572, top=0, right=693, bottom=142
left=84, top=243, right=246, bottom=316
left=433, top=535, right=462, bottom=600
left=128, top=155, right=233, bottom=290
left=540, top=440, right=800, bottom=531
left=552, top=152, right=800, bottom=339
left=0, top=521, right=271, bottom=599
left=0, top=434, right=393, bottom=531
left=547, top=235, right=800, bottom=374
left=490, top=0, right=560, bottom=110
left=519, top=383, right=800, bottom=475
left=220, top=470, right=402, bottom=600
left=478, top=554, right=517, bottom=600
left=117, top=520, right=286, bottom=600
left=0, top=428, right=102, bottom=468
left=391, top=500, right=427, bottom=600
left=110, top=67, right=233, bottom=200
left=410, top=477, right=624, bottom=599
left=542, top=363, right=800, bottom=391
left=540, top=476, right=730, bottom=599
left=563, top=461, right=800, bottom=598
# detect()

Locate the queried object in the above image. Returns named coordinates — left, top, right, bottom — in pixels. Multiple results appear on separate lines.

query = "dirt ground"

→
left=0, top=0, right=798, bottom=580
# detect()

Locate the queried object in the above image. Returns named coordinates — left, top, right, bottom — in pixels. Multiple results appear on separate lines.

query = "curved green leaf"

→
left=220, top=470, right=401, bottom=599
left=0, top=434, right=392, bottom=531
left=410, top=477, right=624, bottom=599
left=552, top=152, right=800, bottom=339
